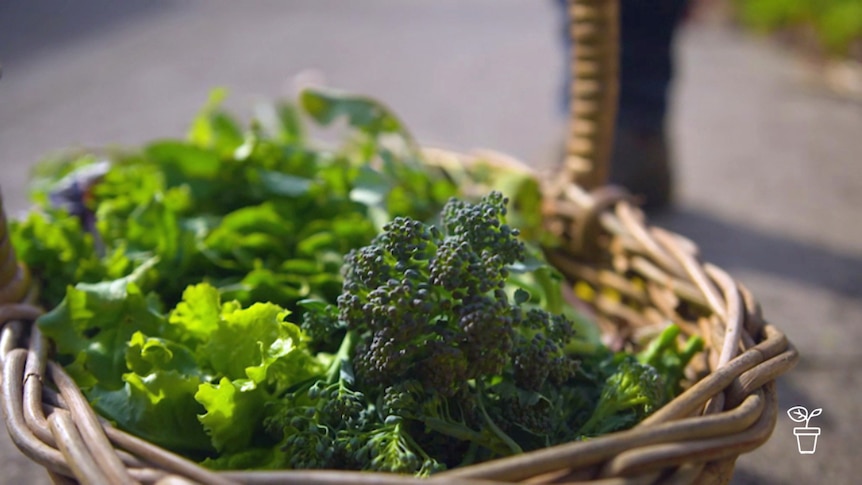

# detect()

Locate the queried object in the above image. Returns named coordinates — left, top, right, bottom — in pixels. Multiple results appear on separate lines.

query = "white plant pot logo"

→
left=787, top=406, right=822, bottom=454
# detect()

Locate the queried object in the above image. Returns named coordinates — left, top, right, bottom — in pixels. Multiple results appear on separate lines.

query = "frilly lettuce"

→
left=38, top=277, right=326, bottom=464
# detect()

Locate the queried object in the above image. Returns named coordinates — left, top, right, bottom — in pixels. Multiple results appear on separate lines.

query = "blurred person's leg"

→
left=557, top=0, right=688, bottom=210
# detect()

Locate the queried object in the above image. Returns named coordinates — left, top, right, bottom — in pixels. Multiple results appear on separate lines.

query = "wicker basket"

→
left=0, top=1, right=798, bottom=484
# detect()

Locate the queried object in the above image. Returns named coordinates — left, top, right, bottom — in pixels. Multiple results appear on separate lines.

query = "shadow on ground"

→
left=730, top=467, right=785, bottom=485
left=652, top=207, right=862, bottom=300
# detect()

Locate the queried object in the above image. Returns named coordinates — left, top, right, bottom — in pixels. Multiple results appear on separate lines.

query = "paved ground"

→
left=1, top=1, right=860, bottom=483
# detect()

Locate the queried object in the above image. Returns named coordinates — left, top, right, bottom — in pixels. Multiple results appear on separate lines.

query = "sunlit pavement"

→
left=1, top=1, right=860, bottom=483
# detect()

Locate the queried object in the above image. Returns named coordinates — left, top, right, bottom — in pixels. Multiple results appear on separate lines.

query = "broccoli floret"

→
left=266, top=345, right=443, bottom=476
left=379, top=379, right=522, bottom=464
left=298, top=300, right=345, bottom=352
left=275, top=192, right=677, bottom=473
left=275, top=378, right=429, bottom=472
left=577, top=356, right=667, bottom=437
left=485, top=373, right=601, bottom=453
left=336, top=192, right=585, bottom=465
left=489, top=388, right=555, bottom=448
left=340, top=192, right=529, bottom=396
left=271, top=378, right=441, bottom=474
left=637, top=324, right=704, bottom=398
left=511, top=309, right=580, bottom=391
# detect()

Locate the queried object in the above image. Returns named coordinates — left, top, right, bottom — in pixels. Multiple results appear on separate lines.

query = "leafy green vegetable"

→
left=15, top=87, right=457, bottom=314
left=39, top=278, right=325, bottom=461
left=12, top=88, right=704, bottom=475
left=9, top=208, right=118, bottom=306
left=38, top=259, right=163, bottom=390
left=88, top=347, right=211, bottom=454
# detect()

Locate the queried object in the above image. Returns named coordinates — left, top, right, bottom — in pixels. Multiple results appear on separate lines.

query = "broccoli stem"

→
left=680, top=335, right=704, bottom=363
left=421, top=417, right=495, bottom=449
left=578, top=395, right=647, bottom=437
left=638, top=324, right=680, bottom=366
left=533, top=267, right=563, bottom=315
left=326, top=329, right=358, bottom=385
left=394, top=421, right=435, bottom=463
left=475, top=382, right=523, bottom=456
left=578, top=412, right=606, bottom=437
left=416, top=414, right=515, bottom=458
left=458, top=441, right=480, bottom=468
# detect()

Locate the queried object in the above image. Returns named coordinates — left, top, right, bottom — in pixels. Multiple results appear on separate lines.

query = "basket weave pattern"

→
left=0, top=1, right=797, bottom=483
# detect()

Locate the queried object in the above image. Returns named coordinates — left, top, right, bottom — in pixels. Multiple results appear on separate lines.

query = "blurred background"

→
left=1, top=0, right=860, bottom=483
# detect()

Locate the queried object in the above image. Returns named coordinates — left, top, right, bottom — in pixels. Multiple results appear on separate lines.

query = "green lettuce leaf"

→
left=168, top=283, right=222, bottom=344
left=167, top=283, right=325, bottom=456
left=196, top=297, right=322, bottom=389
left=195, top=377, right=268, bottom=453
left=9, top=209, right=115, bottom=307
left=88, top=356, right=210, bottom=454
left=37, top=259, right=162, bottom=389
left=38, top=275, right=327, bottom=462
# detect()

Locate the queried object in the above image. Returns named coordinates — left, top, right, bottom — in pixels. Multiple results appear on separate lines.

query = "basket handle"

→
left=562, top=0, right=620, bottom=191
